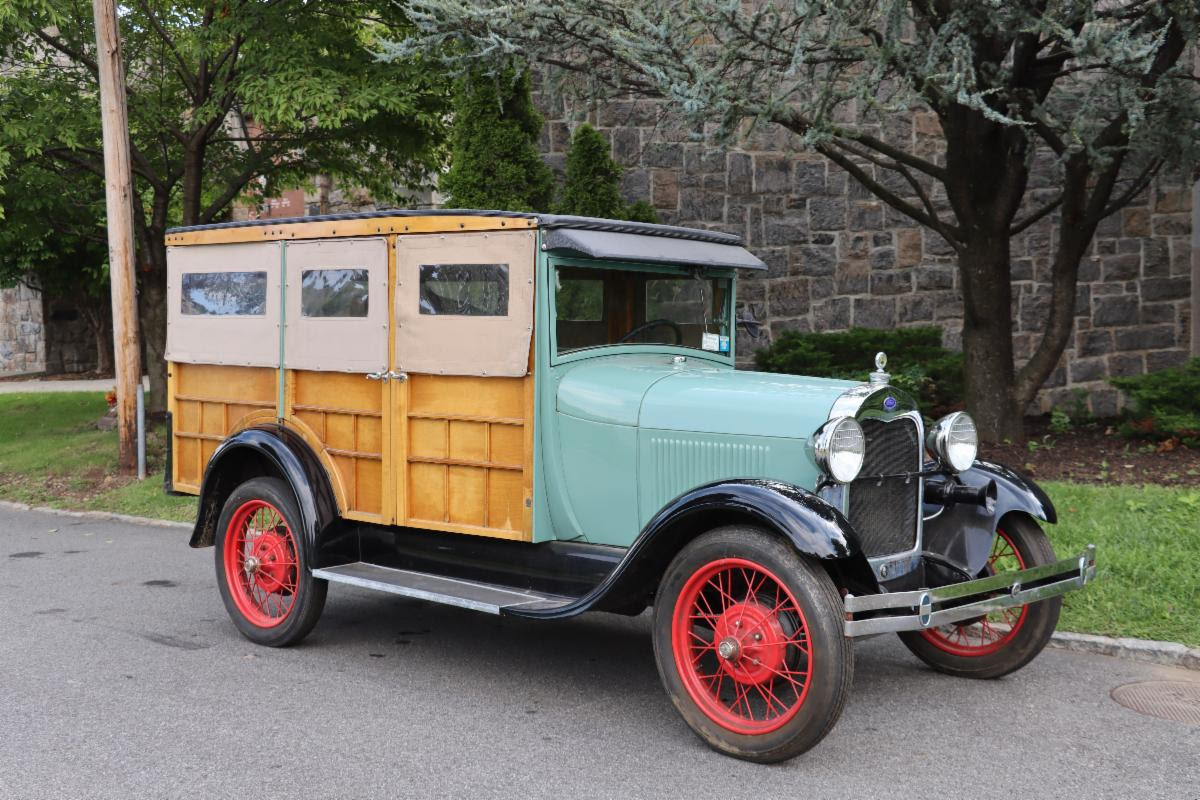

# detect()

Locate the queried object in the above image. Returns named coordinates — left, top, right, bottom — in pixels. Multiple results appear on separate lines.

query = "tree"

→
left=558, top=122, right=661, bottom=223
left=441, top=67, right=554, bottom=211
left=386, top=1, right=1200, bottom=441
left=0, top=158, right=113, bottom=374
left=2, top=1, right=448, bottom=411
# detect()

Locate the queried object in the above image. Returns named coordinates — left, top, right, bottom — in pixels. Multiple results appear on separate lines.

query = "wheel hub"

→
left=711, top=600, right=788, bottom=686
left=246, top=529, right=294, bottom=595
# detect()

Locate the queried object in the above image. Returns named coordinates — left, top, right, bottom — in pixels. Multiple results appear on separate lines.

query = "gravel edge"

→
left=2, top=499, right=1196, bottom=670
left=1048, top=630, right=1200, bottom=671
left=0, top=500, right=192, bottom=530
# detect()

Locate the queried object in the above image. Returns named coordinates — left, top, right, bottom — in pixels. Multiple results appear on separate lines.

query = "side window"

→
left=556, top=276, right=604, bottom=321
left=419, top=263, right=509, bottom=316
left=300, top=268, right=369, bottom=318
left=181, top=271, right=267, bottom=316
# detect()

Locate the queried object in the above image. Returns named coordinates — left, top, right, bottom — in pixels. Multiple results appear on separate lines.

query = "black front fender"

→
left=923, top=460, right=1057, bottom=577
left=506, top=478, right=878, bottom=619
left=189, top=425, right=340, bottom=556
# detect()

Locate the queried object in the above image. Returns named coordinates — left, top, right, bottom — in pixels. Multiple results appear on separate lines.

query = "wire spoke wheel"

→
left=671, top=558, right=813, bottom=735
left=920, top=528, right=1028, bottom=657
left=222, top=499, right=300, bottom=628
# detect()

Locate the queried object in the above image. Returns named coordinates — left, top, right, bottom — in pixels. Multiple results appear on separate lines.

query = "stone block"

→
left=642, top=141, right=683, bottom=169
left=768, top=278, right=811, bottom=318
left=870, top=271, right=911, bottom=296
left=1141, top=276, right=1189, bottom=302
left=1069, top=357, right=1106, bottom=383
left=1076, top=329, right=1112, bottom=357
left=869, top=247, right=896, bottom=271
left=896, top=229, right=922, bottom=267
left=1092, top=295, right=1139, bottom=327
left=727, top=153, right=753, bottom=195
left=763, top=218, right=809, bottom=247
left=809, top=277, right=834, bottom=300
left=812, top=297, right=851, bottom=330
left=795, top=245, right=837, bottom=277
left=1089, top=388, right=1119, bottom=418
left=1121, top=207, right=1150, bottom=237
left=1107, top=352, right=1144, bottom=377
left=754, top=155, right=791, bottom=194
left=1115, top=325, right=1178, bottom=351
left=792, top=160, right=826, bottom=196
left=610, top=127, right=641, bottom=166
left=1146, top=349, right=1189, bottom=371
left=620, top=169, right=650, bottom=202
left=1142, top=238, right=1170, bottom=277
left=898, top=294, right=934, bottom=322
left=651, top=170, right=679, bottom=209
left=923, top=230, right=955, bottom=257
left=1140, top=302, right=1176, bottom=325
left=1151, top=213, right=1190, bottom=236
left=848, top=202, right=883, bottom=231
left=915, top=266, right=954, bottom=290
left=1100, top=254, right=1141, bottom=282
left=678, top=189, right=723, bottom=222
left=808, top=197, right=847, bottom=231
left=852, top=297, right=896, bottom=329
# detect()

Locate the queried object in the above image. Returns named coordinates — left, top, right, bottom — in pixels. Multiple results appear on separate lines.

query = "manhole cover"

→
left=1111, top=681, right=1200, bottom=724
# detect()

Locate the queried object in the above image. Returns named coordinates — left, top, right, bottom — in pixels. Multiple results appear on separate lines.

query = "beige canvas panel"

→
left=166, top=241, right=281, bottom=368
left=283, top=237, right=389, bottom=373
left=395, top=230, right=536, bottom=377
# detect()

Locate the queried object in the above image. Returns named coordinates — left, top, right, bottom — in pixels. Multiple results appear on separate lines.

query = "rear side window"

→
left=300, top=268, right=369, bottom=318
left=419, top=263, right=509, bottom=316
left=181, top=271, right=267, bottom=316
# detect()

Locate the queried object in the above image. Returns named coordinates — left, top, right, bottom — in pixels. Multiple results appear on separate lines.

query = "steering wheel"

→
left=617, top=318, right=683, bottom=345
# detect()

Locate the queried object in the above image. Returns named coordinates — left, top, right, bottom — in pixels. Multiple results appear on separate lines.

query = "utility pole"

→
left=92, top=0, right=141, bottom=474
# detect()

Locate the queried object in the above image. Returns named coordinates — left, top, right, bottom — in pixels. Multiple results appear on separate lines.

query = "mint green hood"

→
left=555, top=354, right=857, bottom=439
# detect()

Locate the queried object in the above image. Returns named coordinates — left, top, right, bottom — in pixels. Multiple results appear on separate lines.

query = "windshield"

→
left=554, top=264, right=732, bottom=356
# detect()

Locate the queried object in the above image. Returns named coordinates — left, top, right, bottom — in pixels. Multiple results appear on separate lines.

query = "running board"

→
left=311, top=562, right=574, bottom=615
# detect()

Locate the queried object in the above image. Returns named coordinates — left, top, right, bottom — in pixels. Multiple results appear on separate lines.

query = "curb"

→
left=0, top=500, right=192, bottom=531
left=1049, top=630, right=1200, bottom=671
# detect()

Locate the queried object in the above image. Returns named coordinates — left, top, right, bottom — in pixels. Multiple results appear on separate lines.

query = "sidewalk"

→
left=0, top=375, right=149, bottom=394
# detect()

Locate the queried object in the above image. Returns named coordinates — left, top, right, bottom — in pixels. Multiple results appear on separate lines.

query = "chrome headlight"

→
left=811, top=416, right=865, bottom=484
left=928, top=412, right=978, bottom=472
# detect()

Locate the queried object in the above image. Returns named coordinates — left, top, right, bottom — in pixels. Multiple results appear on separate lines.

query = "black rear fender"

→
left=189, top=426, right=341, bottom=560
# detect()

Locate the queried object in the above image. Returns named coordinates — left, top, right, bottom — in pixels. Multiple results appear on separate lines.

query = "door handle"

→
left=365, top=370, right=389, bottom=381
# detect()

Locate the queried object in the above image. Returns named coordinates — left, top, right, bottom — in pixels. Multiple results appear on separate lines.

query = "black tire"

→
left=899, top=515, right=1061, bottom=679
left=214, top=477, right=327, bottom=647
left=651, top=526, right=854, bottom=763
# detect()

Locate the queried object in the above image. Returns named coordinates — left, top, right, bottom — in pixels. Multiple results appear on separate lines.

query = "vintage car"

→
left=164, top=210, right=1096, bottom=763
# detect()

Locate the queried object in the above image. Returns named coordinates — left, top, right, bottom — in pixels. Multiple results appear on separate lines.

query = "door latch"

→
left=365, top=370, right=389, bottom=381
left=386, top=371, right=408, bottom=382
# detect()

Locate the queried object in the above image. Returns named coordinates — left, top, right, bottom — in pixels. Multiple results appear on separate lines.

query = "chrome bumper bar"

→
left=843, top=544, right=1096, bottom=637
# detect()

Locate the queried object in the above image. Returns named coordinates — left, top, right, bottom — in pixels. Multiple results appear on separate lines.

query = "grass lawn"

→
left=0, top=393, right=1195, bottom=645
left=1045, top=481, right=1200, bottom=647
left=0, top=392, right=194, bottom=522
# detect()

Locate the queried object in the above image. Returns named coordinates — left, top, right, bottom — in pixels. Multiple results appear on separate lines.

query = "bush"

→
left=754, top=327, right=964, bottom=417
left=1110, top=358, right=1200, bottom=446
left=441, top=68, right=555, bottom=212
left=556, top=123, right=660, bottom=222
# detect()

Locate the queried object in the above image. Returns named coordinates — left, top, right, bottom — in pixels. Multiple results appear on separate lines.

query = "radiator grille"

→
left=847, top=418, right=921, bottom=557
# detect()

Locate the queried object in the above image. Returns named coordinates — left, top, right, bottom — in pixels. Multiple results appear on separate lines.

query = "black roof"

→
left=166, top=209, right=745, bottom=246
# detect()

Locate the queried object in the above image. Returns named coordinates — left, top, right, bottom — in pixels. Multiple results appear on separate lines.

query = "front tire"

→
left=899, top=515, right=1061, bottom=679
left=215, top=477, right=327, bottom=647
left=651, top=526, right=853, bottom=763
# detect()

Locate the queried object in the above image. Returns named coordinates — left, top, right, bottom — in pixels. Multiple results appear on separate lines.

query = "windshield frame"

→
left=546, top=255, right=738, bottom=367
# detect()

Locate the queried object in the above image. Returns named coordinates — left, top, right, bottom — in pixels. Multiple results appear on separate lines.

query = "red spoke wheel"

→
left=215, top=477, right=327, bottom=647
left=899, top=515, right=1062, bottom=679
left=653, top=526, right=853, bottom=763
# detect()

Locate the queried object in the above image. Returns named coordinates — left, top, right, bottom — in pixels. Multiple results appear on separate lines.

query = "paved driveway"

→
left=1, top=505, right=1196, bottom=799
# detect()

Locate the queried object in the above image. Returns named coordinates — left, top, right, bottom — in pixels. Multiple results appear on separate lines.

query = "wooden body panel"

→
left=167, top=220, right=537, bottom=543
left=168, top=362, right=276, bottom=493
left=401, top=373, right=534, bottom=540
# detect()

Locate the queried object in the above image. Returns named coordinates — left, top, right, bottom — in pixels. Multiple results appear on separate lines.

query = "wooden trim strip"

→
left=407, top=455, right=523, bottom=471
left=174, top=431, right=225, bottom=442
left=165, top=215, right=537, bottom=247
left=174, top=395, right=275, bottom=408
left=403, top=518, right=528, bottom=542
left=407, top=412, right=524, bottom=426
left=294, top=403, right=383, bottom=418
left=325, top=447, right=382, bottom=461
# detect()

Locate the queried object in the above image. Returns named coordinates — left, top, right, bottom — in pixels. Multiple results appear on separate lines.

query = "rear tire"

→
left=898, top=515, right=1061, bottom=679
left=651, top=526, right=853, bottom=763
left=215, top=477, right=326, bottom=647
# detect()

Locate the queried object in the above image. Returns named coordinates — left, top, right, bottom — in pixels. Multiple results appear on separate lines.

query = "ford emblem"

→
left=883, top=395, right=897, bottom=411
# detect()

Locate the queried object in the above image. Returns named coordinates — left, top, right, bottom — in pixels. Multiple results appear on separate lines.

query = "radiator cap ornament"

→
left=869, top=351, right=890, bottom=386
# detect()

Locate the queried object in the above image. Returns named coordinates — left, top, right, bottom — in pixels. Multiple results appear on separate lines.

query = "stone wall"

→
left=0, top=284, right=46, bottom=376
left=537, top=98, right=1195, bottom=415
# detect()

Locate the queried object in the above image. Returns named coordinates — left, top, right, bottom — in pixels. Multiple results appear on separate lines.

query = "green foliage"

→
left=0, top=392, right=193, bottom=522
left=1049, top=481, right=1200, bottom=646
left=440, top=68, right=553, bottom=212
left=1111, top=358, right=1200, bottom=445
left=624, top=199, right=660, bottom=223
left=1048, top=407, right=1073, bottom=435
left=755, top=327, right=963, bottom=416
left=557, top=124, right=624, bottom=217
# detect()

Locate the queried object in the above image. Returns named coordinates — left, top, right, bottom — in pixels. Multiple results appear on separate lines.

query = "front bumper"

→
left=843, top=544, right=1096, bottom=637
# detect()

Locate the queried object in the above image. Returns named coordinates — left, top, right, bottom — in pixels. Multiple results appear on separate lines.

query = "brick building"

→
left=537, top=96, right=1197, bottom=416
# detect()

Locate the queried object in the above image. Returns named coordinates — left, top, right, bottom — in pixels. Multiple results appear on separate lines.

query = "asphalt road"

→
left=1, top=506, right=1197, bottom=800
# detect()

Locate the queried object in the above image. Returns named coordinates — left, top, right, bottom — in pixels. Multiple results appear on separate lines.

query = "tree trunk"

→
left=958, top=236, right=1023, bottom=443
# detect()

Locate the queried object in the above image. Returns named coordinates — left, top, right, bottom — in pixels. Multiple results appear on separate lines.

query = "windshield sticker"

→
left=719, top=335, right=730, bottom=353
left=702, top=332, right=720, bottom=352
